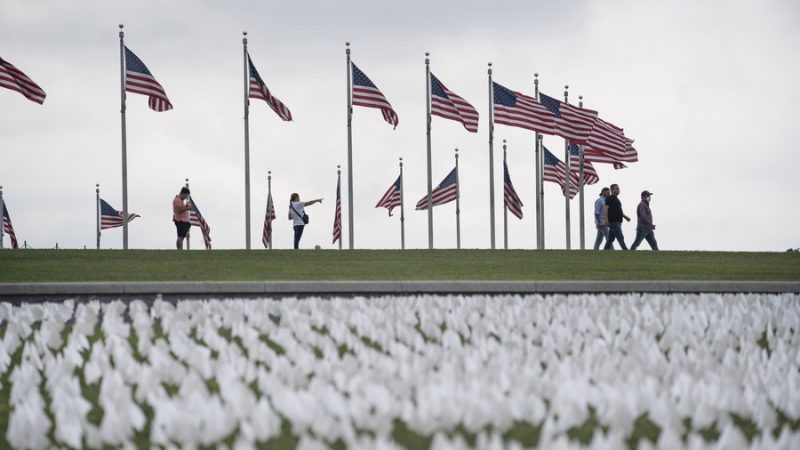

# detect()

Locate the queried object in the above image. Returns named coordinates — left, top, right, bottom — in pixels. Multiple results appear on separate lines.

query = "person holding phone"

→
left=172, top=187, right=192, bottom=250
left=288, top=193, right=322, bottom=249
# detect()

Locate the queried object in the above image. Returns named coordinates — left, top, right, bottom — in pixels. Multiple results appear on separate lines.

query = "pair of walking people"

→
left=594, top=184, right=658, bottom=251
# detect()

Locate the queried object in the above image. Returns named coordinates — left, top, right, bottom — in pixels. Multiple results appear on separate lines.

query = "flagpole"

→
left=119, top=24, right=129, bottom=250
left=534, top=74, right=544, bottom=250
left=96, top=184, right=100, bottom=250
left=337, top=166, right=342, bottom=250
left=455, top=148, right=461, bottom=250
left=503, top=140, right=508, bottom=250
left=578, top=95, right=586, bottom=250
left=399, top=157, right=405, bottom=250
left=563, top=85, right=571, bottom=250
left=425, top=53, right=434, bottom=249
left=487, top=62, right=496, bottom=249
left=267, top=171, right=273, bottom=250
left=185, top=178, right=191, bottom=250
left=243, top=31, right=252, bottom=250
left=0, top=186, right=4, bottom=249
left=346, top=42, right=355, bottom=250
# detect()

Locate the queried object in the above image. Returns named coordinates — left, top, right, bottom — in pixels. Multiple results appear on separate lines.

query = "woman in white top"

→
left=288, top=193, right=322, bottom=249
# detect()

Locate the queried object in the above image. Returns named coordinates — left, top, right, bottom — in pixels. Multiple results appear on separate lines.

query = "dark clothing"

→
left=605, top=222, right=628, bottom=250
left=174, top=220, right=191, bottom=238
left=605, top=195, right=624, bottom=223
left=631, top=226, right=659, bottom=250
left=636, top=200, right=654, bottom=230
left=293, top=225, right=305, bottom=249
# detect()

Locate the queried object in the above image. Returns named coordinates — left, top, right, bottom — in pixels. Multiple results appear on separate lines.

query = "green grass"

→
left=0, top=249, right=799, bottom=282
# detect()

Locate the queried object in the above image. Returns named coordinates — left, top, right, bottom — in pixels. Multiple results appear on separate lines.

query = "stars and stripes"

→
left=124, top=46, right=173, bottom=112
left=430, top=73, right=478, bottom=132
left=248, top=54, right=292, bottom=121
left=262, top=191, right=276, bottom=248
left=538, top=93, right=598, bottom=144
left=376, top=174, right=402, bottom=216
left=492, top=82, right=555, bottom=134
left=542, top=146, right=577, bottom=199
left=2, top=200, right=19, bottom=249
left=503, top=161, right=524, bottom=219
left=416, top=168, right=458, bottom=210
left=99, top=199, right=140, bottom=230
left=0, top=56, right=46, bottom=104
left=568, top=144, right=600, bottom=188
left=351, top=62, right=398, bottom=128
left=188, top=197, right=212, bottom=250
left=332, top=177, right=342, bottom=245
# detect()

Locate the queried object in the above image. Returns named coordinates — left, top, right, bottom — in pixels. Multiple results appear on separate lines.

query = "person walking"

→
left=603, top=183, right=631, bottom=250
left=172, top=187, right=192, bottom=250
left=288, top=193, right=322, bottom=249
left=593, top=187, right=611, bottom=250
left=631, top=190, right=659, bottom=251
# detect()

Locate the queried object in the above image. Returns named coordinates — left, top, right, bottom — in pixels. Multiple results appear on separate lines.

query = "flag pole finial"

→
left=399, top=157, right=403, bottom=168
left=534, top=73, right=539, bottom=87
left=119, top=24, right=124, bottom=38
left=346, top=42, right=350, bottom=55
left=96, top=183, right=99, bottom=192
left=243, top=31, right=247, bottom=44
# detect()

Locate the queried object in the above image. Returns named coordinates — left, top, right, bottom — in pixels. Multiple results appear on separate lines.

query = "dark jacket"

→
left=637, top=200, right=654, bottom=229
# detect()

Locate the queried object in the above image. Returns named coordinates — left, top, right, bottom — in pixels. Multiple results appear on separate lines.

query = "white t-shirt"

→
left=289, top=201, right=306, bottom=226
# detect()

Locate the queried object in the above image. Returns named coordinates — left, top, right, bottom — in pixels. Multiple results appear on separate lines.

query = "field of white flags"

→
left=1, top=294, right=799, bottom=450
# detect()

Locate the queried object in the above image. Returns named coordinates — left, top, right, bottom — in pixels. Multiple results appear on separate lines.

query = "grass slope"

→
left=1, top=249, right=798, bottom=282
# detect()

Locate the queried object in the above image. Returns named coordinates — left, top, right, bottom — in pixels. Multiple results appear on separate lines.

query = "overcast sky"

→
left=2, top=0, right=798, bottom=251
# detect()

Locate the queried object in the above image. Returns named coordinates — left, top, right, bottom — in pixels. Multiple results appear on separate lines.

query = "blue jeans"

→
left=631, top=225, right=659, bottom=250
left=593, top=225, right=609, bottom=250
left=604, top=222, right=628, bottom=250
left=293, top=225, right=305, bottom=249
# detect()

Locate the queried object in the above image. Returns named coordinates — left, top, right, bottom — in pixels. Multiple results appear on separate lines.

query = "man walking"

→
left=631, top=190, right=659, bottom=250
left=593, top=187, right=611, bottom=250
left=603, top=183, right=630, bottom=250
left=172, top=187, right=192, bottom=250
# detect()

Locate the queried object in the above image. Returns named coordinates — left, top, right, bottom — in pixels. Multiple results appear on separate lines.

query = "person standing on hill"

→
left=631, top=190, right=659, bottom=251
left=172, top=187, right=192, bottom=250
left=603, top=183, right=631, bottom=250
left=288, top=193, right=322, bottom=249
left=594, top=187, right=611, bottom=250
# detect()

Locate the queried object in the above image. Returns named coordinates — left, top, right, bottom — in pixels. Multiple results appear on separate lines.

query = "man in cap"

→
left=631, top=190, right=659, bottom=250
left=593, top=187, right=611, bottom=250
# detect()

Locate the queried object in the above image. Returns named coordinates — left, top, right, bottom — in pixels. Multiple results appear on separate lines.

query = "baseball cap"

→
left=641, top=190, right=653, bottom=197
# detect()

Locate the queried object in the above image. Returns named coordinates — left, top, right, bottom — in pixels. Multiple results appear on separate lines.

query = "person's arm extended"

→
left=303, top=198, right=323, bottom=206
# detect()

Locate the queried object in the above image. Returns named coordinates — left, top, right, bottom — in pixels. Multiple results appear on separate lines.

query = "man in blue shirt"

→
left=593, top=187, right=611, bottom=250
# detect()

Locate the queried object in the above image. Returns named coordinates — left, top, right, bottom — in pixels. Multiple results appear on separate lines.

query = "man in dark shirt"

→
left=631, top=190, right=659, bottom=250
left=603, top=183, right=630, bottom=250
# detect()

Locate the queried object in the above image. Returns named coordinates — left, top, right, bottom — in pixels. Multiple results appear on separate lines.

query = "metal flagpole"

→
left=534, top=74, right=543, bottom=250
left=1, top=186, right=4, bottom=249
left=455, top=148, right=461, bottom=250
left=119, top=24, right=129, bottom=250
left=96, top=184, right=100, bottom=249
left=185, top=178, right=191, bottom=250
left=399, top=157, right=405, bottom=250
left=425, top=53, right=434, bottom=249
left=346, top=42, right=355, bottom=250
left=503, top=140, right=508, bottom=250
left=243, top=31, right=252, bottom=250
left=268, top=172, right=273, bottom=249
left=487, top=63, right=496, bottom=249
left=563, top=85, right=571, bottom=250
left=578, top=95, right=586, bottom=250
left=337, top=166, right=342, bottom=250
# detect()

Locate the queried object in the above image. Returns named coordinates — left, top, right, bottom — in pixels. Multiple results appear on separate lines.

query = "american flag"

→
left=493, top=82, right=555, bottom=135
left=99, top=199, right=140, bottom=230
left=430, top=73, right=478, bottom=132
left=262, top=191, right=276, bottom=248
left=542, top=146, right=578, bottom=199
left=375, top=174, right=402, bottom=216
left=2, top=200, right=19, bottom=249
left=351, top=62, right=398, bottom=128
left=568, top=144, right=600, bottom=188
left=248, top=54, right=292, bottom=121
left=503, top=161, right=524, bottom=219
left=0, top=56, right=46, bottom=104
left=332, top=177, right=342, bottom=245
left=124, top=46, right=173, bottom=112
left=416, top=167, right=458, bottom=210
left=188, top=197, right=212, bottom=250
left=538, top=93, right=598, bottom=145
left=582, top=118, right=637, bottom=169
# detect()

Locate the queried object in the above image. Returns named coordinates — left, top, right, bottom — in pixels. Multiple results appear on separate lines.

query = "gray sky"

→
left=1, top=0, right=798, bottom=251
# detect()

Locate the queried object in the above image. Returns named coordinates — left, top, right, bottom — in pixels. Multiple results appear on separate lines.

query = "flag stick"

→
left=455, top=148, right=461, bottom=250
left=534, top=74, right=544, bottom=250
left=346, top=42, right=355, bottom=250
left=243, top=31, right=252, bottom=250
left=578, top=95, right=586, bottom=250
left=119, top=24, right=129, bottom=250
left=337, top=166, right=342, bottom=250
left=267, top=171, right=273, bottom=249
left=185, top=178, right=191, bottom=250
left=563, top=85, right=571, bottom=250
left=425, top=53, right=434, bottom=249
left=503, top=140, right=508, bottom=250
left=399, top=157, right=405, bottom=250
left=0, top=186, right=4, bottom=249
left=487, top=63, right=496, bottom=249
left=96, top=184, right=100, bottom=249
